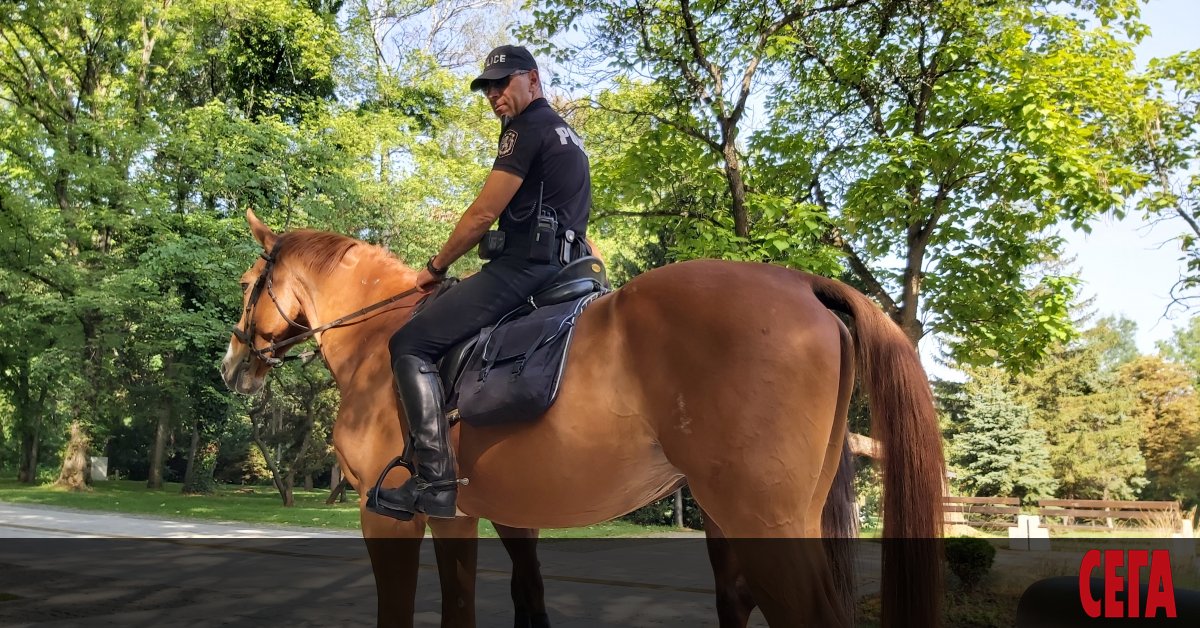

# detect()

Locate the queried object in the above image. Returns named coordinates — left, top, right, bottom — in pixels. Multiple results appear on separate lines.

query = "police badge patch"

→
left=498, top=129, right=518, bottom=157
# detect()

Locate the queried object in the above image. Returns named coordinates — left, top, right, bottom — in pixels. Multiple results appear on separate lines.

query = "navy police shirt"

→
left=492, top=98, right=591, bottom=239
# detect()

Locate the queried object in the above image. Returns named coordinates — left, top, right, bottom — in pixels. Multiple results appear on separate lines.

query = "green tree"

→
left=758, top=0, right=1152, bottom=367
left=533, top=0, right=1172, bottom=371
left=945, top=368, right=1056, bottom=500
left=1119, top=356, right=1200, bottom=506
left=246, top=361, right=338, bottom=506
left=1158, top=316, right=1200, bottom=378
left=1134, top=50, right=1200, bottom=304
left=1017, top=319, right=1147, bottom=499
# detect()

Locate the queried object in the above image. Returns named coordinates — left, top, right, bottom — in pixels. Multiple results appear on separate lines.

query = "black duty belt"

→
left=500, top=229, right=588, bottom=265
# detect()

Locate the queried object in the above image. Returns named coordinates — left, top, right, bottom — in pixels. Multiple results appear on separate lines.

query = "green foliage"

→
left=1, top=0, right=1196, bottom=510
left=945, top=368, right=1057, bottom=501
left=621, top=489, right=702, bottom=529
left=182, top=441, right=219, bottom=495
left=1159, top=317, right=1200, bottom=379
left=855, top=462, right=884, bottom=530
left=944, top=537, right=997, bottom=591
left=0, top=0, right=500, bottom=491
left=528, top=0, right=1167, bottom=372
left=1016, top=318, right=1148, bottom=499
left=1136, top=50, right=1200, bottom=300
left=757, top=0, right=1150, bottom=368
left=1119, top=356, right=1200, bottom=507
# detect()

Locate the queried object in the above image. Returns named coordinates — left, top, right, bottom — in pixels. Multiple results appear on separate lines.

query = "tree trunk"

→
left=326, top=464, right=347, bottom=504
left=673, top=489, right=684, bottom=528
left=147, top=402, right=170, bottom=489
left=304, top=473, right=314, bottom=491
left=277, top=471, right=295, bottom=507
left=722, top=142, right=749, bottom=238
left=18, top=429, right=39, bottom=484
left=14, top=361, right=45, bottom=483
left=60, top=312, right=103, bottom=490
left=55, top=421, right=91, bottom=491
left=849, top=433, right=882, bottom=459
left=182, top=419, right=201, bottom=488
left=182, top=440, right=218, bottom=495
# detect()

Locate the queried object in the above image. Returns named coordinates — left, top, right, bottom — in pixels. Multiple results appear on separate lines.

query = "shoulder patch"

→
left=498, top=129, right=518, bottom=158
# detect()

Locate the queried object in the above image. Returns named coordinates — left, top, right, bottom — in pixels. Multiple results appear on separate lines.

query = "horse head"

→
left=220, top=208, right=311, bottom=395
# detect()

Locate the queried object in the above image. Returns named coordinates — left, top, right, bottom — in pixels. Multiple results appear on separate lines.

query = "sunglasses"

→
left=480, top=70, right=531, bottom=93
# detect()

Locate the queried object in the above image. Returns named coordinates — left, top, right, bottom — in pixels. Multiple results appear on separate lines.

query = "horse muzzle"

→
left=220, top=344, right=267, bottom=395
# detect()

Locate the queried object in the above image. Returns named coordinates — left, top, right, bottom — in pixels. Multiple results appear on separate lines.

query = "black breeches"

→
left=388, top=255, right=562, bottom=365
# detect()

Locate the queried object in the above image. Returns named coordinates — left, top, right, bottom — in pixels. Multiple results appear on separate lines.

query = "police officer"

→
left=369, top=45, right=592, bottom=520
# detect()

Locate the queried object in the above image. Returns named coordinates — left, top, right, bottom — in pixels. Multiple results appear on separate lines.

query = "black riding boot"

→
left=368, top=355, right=459, bottom=520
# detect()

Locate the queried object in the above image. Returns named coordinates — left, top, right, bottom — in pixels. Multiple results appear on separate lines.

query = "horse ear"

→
left=339, top=243, right=361, bottom=269
left=246, top=208, right=277, bottom=250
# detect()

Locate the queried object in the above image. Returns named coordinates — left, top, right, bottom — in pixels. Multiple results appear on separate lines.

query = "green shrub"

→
left=945, top=537, right=996, bottom=590
left=622, top=489, right=703, bottom=529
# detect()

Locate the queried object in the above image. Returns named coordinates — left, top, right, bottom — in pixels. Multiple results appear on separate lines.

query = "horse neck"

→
left=292, top=248, right=419, bottom=385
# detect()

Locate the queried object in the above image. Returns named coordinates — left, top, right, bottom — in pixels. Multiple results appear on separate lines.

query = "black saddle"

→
left=435, top=256, right=609, bottom=403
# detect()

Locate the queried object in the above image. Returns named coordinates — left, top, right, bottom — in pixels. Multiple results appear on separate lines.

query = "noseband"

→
left=231, top=240, right=424, bottom=369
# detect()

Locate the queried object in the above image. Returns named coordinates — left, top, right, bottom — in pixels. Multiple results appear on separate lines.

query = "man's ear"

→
left=246, top=208, right=277, bottom=250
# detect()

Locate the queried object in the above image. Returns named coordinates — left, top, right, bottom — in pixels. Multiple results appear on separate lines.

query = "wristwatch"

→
left=425, top=256, right=448, bottom=277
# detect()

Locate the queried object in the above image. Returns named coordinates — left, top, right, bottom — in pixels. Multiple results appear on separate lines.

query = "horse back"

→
left=454, top=260, right=846, bottom=529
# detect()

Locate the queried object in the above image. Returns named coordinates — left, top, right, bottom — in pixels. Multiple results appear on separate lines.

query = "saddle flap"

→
left=483, top=304, right=573, bottom=366
left=455, top=291, right=604, bottom=427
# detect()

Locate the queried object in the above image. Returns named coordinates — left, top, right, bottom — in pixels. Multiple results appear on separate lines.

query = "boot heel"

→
left=419, top=490, right=459, bottom=519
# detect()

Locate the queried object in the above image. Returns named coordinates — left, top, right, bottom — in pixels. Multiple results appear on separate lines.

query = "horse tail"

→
left=808, top=274, right=944, bottom=628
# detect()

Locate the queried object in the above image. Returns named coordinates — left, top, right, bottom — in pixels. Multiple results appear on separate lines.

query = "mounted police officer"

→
left=369, top=45, right=592, bottom=520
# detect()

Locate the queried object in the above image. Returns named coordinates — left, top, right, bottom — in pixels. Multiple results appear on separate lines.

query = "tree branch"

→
left=586, top=98, right=722, bottom=153
left=810, top=178, right=900, bottom=317
left=594, top=208, right=725, bottom=229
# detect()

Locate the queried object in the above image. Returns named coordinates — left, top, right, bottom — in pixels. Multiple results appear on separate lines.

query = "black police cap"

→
left=470, top=45, right=538, bottom=92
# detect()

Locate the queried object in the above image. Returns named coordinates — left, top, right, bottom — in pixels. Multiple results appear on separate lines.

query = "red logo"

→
left=1079, top=549, right=1177, bottom=618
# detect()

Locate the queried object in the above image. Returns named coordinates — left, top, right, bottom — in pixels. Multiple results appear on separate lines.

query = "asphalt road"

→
left=8, top=503, right=1194, bottom=627
left=0, top=503, right=784, bottom=627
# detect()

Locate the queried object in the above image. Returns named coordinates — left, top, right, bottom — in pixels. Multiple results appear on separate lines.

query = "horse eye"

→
left=240, top=282, right=250, bottom=292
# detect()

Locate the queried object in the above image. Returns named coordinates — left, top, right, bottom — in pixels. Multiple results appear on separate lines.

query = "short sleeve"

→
left=492, top=117, right=538, bottom=178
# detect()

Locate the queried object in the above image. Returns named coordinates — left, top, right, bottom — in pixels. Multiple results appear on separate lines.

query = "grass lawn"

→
left=0, top=478, right=684, bottom=538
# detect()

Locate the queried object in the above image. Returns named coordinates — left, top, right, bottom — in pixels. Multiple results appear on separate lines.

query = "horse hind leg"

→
left=700, top=437, right=855, bottom=628
left=820, top=435, right=857, bottom=626
left=702, top=509, right=757, bottom=628
left=685, top=417, right=850, bottom=626
left=817, top=315, right=859, bottom=624
left=495, top=523, right=550, bottom=628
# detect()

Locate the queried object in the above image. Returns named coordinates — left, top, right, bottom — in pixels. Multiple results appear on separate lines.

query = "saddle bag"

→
left=456, top=292, right=602, bottom=427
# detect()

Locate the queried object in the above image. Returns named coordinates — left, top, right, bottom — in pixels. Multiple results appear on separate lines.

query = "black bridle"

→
left=230, top=239, right=423, bottom=368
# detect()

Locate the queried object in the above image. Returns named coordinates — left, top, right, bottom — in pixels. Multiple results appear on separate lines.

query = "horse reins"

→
left=230, top=239, right=424, bottom=368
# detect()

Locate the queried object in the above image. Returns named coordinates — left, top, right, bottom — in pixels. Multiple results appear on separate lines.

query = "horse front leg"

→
left=495, top=523, right=549, bottom=628
left=362, top=510, right=427, bottom=628
left=702, top=509, right=757, bottom=628
left=429, top=516, right=481, bottom=628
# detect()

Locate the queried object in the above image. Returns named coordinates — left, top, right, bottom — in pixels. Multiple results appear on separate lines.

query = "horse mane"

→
left=276, top=229, right=410, bottom=276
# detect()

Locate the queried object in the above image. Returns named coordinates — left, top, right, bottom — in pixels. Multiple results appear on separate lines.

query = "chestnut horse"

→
left=220, top=210, right=944, bottom=627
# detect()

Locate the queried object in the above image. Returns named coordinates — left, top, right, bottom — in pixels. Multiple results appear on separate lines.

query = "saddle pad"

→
left=455, top=291, right=603, bottom=427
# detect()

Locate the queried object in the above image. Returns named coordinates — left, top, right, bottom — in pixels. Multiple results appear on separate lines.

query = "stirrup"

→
left=366, top=455, right=417, bottom=520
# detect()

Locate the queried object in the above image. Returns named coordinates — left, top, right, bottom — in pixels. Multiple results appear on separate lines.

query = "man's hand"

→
left=414, top=267, right=442, bottom=293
